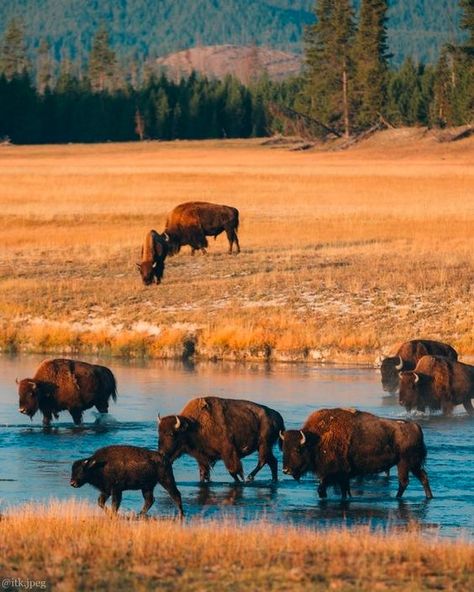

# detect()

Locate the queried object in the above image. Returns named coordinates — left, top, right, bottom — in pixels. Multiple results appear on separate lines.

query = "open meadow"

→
left=0, top=129, right=473, bottom=363
left=0, top=501, right=473, bottom=591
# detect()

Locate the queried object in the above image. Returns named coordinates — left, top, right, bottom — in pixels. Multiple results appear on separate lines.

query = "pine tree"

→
left=88, top=26, right=118, bottom=93
left=37, top=39, right=54, bottom=94
left=0, top=19, right=29, bottom=80
left=353, top=0, right=390, bottom=129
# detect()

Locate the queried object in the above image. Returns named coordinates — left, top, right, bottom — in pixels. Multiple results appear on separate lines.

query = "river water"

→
left=1, top=355, right=472, bottom=538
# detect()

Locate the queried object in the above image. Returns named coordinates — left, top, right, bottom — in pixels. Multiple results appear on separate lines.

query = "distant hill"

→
left=156, top=45, right=302, bottom=82
left=0, top=0, right=463, bottom=67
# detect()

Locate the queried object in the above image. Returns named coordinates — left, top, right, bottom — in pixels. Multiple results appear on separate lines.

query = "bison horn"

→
left=163, top=232, right=170, bottom=242
left=15, top=377, right=19, bottom=384
left=395, top=356, right=404, bottom=370
left=174, top=415, right=181, bottom=430
left=152, top=261, right=157, bottom=268
left=279, top=430, right=285, bottom=441
left=136, top=263, right=141, bottom=270
left=413, top=372, right=420, bottom=384
left=299, top=430, right=306, bottom=445
left=157, top=413, right=161, bottom=425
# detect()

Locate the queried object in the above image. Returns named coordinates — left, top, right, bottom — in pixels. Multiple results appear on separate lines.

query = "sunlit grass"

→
left=1, top=500, right=472, bottom=591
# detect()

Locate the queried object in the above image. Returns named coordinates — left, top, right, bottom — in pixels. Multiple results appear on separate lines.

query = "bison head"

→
left=157, top=414, right=191, bottom=460
left=70, top=457, right=106, bottom=488
left=17, top=378, right=42, bottom=418
left=279, top=429, right=314, bottom=481
left=398, top=371, right=426, bottom=412
left=381, top=356, right=405, bottom=393
left=136, top=259, right=165, bottom=286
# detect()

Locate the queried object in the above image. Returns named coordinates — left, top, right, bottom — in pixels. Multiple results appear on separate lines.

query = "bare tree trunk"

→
left=342, top=56, right=350, bottom=139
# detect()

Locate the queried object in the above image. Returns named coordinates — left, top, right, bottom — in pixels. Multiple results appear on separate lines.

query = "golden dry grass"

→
left=0, top=130, right=473, bottom=363
left=1, top=501, right=473, bottom=591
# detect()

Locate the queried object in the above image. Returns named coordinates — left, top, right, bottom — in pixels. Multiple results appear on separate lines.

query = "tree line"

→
left=0, top=0, right=472, bottom=144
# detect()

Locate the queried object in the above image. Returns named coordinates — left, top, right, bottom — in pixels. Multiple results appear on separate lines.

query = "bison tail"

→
left=234, top=208, right=240, bottom=230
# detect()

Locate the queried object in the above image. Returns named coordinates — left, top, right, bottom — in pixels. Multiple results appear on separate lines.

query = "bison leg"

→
left=199, top=462, right=211, bottom=483
left=247, top=446, right=278, bottom=482
left=222, top=446, right=244, bottom=482
left=317, top=478, right=329, bottom=499
left=111, top=489, right=122, bottom=513
left=95, top=401, right=109, bottom=414
left=140, top=490, right=155, bottom=515
left=70, top=409, right=83, bottom=425
left=42, top=412, right=52, bottom=427
left=463, top=398, right=474, bottom=416
left=225, top=227, right=240, bottom=254
left=339, top=477, right=352, bottom=500
left=98, top=492, right=109, bottom=510
left=159, top=473, right=184, bottom=519
left=396, top=461, right=410, bottom=498
left=411, top=466, right=433, bottom=499
left=441, top=401, right=454, bottom=416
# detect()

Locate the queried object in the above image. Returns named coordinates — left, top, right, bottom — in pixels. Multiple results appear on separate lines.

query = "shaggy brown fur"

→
left=158, top=396, right=284, bottom=482
left=399, top=355, right=474, bottom=415
left=380, top=339, right=458, bottom=393
left=280, top=408, right=432, bottom=500
left=137, top=229, right=168, bottom=286
left=70, top=445, right=183, bottom=517
left=164, top=201, right=240, bottom=255
left=17, top=358, right=117, bottom=426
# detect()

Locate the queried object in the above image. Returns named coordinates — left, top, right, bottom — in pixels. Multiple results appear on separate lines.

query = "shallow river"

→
left=1, top=355, right=473, bottom=539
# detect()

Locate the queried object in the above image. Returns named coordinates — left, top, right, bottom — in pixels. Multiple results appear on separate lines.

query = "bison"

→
left=399, top=355, right=474, bottom=416
left=17, top=358, right=117, bottom=426
left=158, top=396, right=284, bottom=482
left=380, top=339, right=458, bottom=394
left=70, top=445, right=183, bottom=517
left=280, top=408, right=433, bottom=500
left=136, top=229, right=169, bottom=285
left=164, top=201, right=240, bottom=255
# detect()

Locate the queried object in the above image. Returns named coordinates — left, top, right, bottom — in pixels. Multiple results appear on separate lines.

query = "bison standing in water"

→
left=280, top=408, right=433, bottom=500
left=380, top=339, right=458, bottom=393
left=136, top=229, right=169, bottom=285
left=70, top=445, right=183, bottom=517
left=164, top=201, right=240, bottom=255
left=17, top=358, right=117, bottom=426
left=158, top=396, right=284, bottom=482
left=399, top=355, right=474, bottom=416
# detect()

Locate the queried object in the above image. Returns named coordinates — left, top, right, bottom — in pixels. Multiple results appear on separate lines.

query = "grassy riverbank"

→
left=0, top=501, right=472, bottom=591
left=0, top=130, right=473, bottom=364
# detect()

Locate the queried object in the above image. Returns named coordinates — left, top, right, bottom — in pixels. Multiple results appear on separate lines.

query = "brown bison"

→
left=136, top=229, right=169, bottom=285
left=164, top=201, right=240, bottom=255
left=17, top=358, right=117, bottom=426
left=381, top=339, right=458, bottom=393
left=158, top=396, right=284, bottom=482
left=399, top=355, right=474, bottom=416
left=280, top=408, right=433, bottom=500
left=70, top=445, right=183, bottom=517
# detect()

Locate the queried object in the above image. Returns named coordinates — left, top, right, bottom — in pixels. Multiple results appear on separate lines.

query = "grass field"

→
left=0, top=129, right=473, bottom=363
left=0, top=501, right=472, bottom=591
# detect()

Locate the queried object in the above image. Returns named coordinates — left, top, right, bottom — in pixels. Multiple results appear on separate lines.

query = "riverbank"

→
left=1, top=502, right=472, bottom=591
left=0, top=132, right=473, bottom=364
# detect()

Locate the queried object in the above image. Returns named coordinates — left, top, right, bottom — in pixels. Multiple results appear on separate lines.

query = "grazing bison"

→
left=70, top=445, right=183, bottom=517
left=381, top=339, right=458, bottom=393
left=17, top=358, right=117, bottom=426
left=158, top=396, right=284, bottom=482
left=136, top=229, right=169, bottom=285
left=399, top=355, right=474, bottom=416
left=164, top=201, right=240, bottom=255
left=280, top=408, right=433, bottom=499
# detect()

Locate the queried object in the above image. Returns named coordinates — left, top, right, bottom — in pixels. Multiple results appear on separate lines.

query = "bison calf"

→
left=280, top=408, right=433, bottom=500
left=158, top=396, right=284, bottom=483
left=381, top=339, right=458, bottom=393
left=70, top=445, right=184, bottom=517
left=17, top=358, right=117, bottom=426
left=399, top=355, right=474, bottom=416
